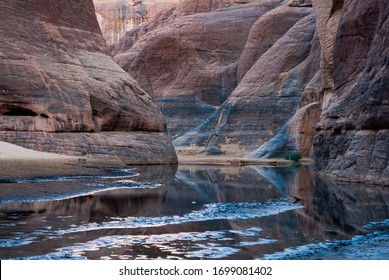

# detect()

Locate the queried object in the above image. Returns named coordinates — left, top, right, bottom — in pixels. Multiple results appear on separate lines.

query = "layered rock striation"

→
left=94, top=0, right=182, bottom=46
left=313, top=0, right=389, bottom=184
left=114, top=0, right=287, bottom=140
left=113, top=0, right=319, bottom=155
left=248, top=0, right=389, bottom=183
left=171, top=3, right=319, bottom=155
left=0, top=0, right=177, bottom=164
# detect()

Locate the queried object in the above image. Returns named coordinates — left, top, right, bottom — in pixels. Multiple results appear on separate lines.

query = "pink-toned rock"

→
left=0, top=0, right=177, bottom=164
left=114, top=0, right=285, bottom=137
left=237, top=4, right=313, bottom=81
left=93, top=0, right=181, bottom=46
left=311, top=0, right=343, bottom=90
left=174, top=7, right=319, bottom=155
left=102, top=0, right=389, bottom=184
left=175, top=0, right=258, bottom=16
left=245, top=68, right=322, bottom=160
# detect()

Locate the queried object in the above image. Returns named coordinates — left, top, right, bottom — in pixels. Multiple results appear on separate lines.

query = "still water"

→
left=0, top=164, right=389, bottom=260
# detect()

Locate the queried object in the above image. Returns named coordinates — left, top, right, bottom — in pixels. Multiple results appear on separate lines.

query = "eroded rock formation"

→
left=0, top=0, right=177, bottom=164
left=172, top=3, right=318, bottom=155
left=113, top=1, right=320, bottom=155
left=114, top=0, right=287, bottom=140
left=247, top=0, right=389, bottom=183
left=313, top=0, right=389, bottom=184
left=93, top=0, right=182, bottom=45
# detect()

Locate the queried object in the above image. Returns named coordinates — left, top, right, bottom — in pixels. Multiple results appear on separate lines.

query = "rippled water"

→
left=0, top=164, right=388, bottom=260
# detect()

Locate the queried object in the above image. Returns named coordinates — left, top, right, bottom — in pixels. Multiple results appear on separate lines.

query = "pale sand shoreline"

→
left=0, top=141, right=75, bottom=161
left=0, top=141, right=125, bottom=179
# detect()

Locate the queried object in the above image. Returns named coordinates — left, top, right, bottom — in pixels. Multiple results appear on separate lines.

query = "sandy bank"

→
left=177, top=155, right=301, bottom=167
left=0, top=141, right=124, bottom=179
left=0, top=141, right=76, bottom=161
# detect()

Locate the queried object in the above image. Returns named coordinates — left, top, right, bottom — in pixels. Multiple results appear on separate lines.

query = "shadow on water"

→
left=0, top=163, right=388, bottom=259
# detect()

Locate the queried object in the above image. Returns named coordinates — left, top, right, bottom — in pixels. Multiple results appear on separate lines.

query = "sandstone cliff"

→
left=94, top=0, right=182, bottom=46
left=175, top=11, right=319, bottom=156
left=0, top=0, right=177, bottom=164
left=113, top=0, right=319, bottom=153
left=313, top=0, right=389, bottom=184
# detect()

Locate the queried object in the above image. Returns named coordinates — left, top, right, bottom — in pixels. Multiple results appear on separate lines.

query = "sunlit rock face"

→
left=313, top=0, right=389, bottom=184
left=0, top=0, right=177, bottom=164
left=93, top=0, right=182, bottom=45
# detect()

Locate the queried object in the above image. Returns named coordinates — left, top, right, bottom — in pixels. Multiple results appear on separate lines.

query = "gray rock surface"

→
left=313, top=0, right=389, bottom=184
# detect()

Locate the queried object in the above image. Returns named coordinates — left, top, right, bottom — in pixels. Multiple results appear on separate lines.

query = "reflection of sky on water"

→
left=16, top=227, right=278, bottom=260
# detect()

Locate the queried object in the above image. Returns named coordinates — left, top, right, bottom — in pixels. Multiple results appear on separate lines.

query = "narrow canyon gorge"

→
left=1, top=0, right=388, bottom=183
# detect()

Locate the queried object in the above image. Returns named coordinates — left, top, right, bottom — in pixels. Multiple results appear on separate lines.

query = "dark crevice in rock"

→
left=3, top=107, right=38, bottom=117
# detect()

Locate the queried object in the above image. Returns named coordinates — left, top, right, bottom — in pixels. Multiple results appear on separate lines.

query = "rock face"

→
left=113, top=1, right=321, bottom=155
left=93, top=0, right=182, bottom=46
left=313, top=0, right=389, bottom=184
left=246, top=101, right=321, bottom=159
left=114, top=0, right=288, bottom=140
left=0, top=0, right=177, bottom=164
left=172, top=4, right=319, bottom=155
left=311, top=0, right=343, bottom=91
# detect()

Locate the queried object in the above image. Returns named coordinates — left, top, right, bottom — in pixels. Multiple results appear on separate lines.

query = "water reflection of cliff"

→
left=0, top=165, right=178, bottom=224
left=1, top=164, right=388, bottom=259
left=292, top=166, right=389, bottom=243
left=174, top=165, right=389, bottom=258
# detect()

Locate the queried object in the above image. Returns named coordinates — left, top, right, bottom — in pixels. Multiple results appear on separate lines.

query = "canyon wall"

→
left=0, top=0, right=177, bottom=164
left=5, top=0, right=385, bottom=180
left=94, top=0, right=182, bottom=45
left=312, top=0, right=389, bottom=184
left=113, top=0, right=320, bottom=156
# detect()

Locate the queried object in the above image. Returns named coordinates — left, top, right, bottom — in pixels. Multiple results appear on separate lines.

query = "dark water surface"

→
left=0, top=164, right=388, bottom=260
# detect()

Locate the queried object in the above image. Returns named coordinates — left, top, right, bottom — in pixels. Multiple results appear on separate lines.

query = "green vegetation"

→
left=285, top=150, right=301, bottom=163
